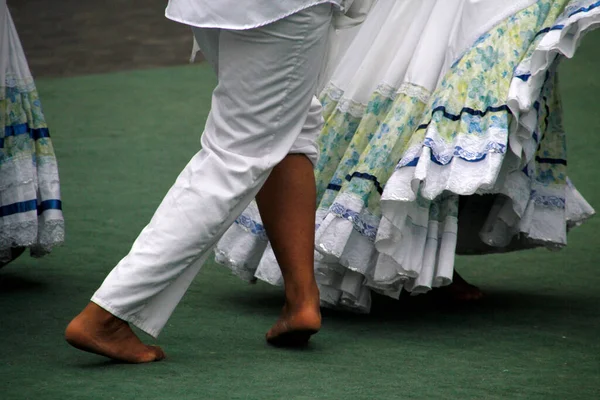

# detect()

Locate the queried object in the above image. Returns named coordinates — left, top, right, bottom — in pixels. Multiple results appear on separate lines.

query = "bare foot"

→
left=266, top=280, right=321, bottom=347
left=65, top=302, right=165, bottom=363
left=266, top=293, right=321, bottom=348
left=437, top=271, right=484, bottom=302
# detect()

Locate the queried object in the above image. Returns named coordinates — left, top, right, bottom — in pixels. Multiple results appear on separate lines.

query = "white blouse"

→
left=165, top=0, right=347, bottom=30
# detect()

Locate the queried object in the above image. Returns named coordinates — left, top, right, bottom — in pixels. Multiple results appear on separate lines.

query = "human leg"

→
left=66, top=5, right=333, bottom=362
left=255, top=99, right=324, bottom=345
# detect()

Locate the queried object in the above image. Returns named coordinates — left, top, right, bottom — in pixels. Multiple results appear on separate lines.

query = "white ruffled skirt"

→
left=0, top=1, right=64, bottom=264
left=215, top=0, right=598, bottom=312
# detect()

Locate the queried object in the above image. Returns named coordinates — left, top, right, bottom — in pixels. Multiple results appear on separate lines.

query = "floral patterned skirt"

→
left=215, top=0, right=598, bottom=312
left=1, top=3, right=64, bottom=264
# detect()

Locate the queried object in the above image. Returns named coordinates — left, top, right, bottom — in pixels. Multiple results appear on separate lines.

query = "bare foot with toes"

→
left=65, top=302, right=165, bottom=363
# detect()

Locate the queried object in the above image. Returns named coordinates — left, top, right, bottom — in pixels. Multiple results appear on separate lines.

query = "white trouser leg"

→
left=91, top=4, right=332, bottom=338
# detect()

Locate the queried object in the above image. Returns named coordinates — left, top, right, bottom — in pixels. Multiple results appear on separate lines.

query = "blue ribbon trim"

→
left=326, top=173, right=385, bottom=195
left=345, top=172, right=384, bottom=195
left=533, top=24, right=565, bottom=40
left=0, top=199, right=62, bottom=218
left=416, top=104, right=510, bottom=132
left=519, top=1, right=600, bottom=82
left=535, top=157, right=567, bottom=166
left=1, top=123, right=50, bottom=148
left=569, top=1, right=600, bottom=18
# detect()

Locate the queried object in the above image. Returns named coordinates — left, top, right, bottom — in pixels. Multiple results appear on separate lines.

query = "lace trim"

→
left=530, top=189, right=565, bottom=209
left=398, top=126, right=508, bottom=168
left=322, top=83, right=344, bottom=101
left=37, top=219, right=65, bottom=249
left=327, top=200, right=380, bottom=241
left=3, top=73, right=36, bottom=92
left=375, top=82, right=399, bottom=99
left=322, top=82, right=429, bottom=119
left=230, top=193, right=384, bottom=244
left=336, top=97, right=367, bottom=118
left=234, top=213, right=267, bottom=241
left=0, top=219, right=65, bottom=253
left=214, top=248, right=260, bottom=282
left=397, top=83, right=431, bottom=105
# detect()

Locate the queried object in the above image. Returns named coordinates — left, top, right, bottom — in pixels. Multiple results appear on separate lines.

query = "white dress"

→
left=0, top=1, right=64, bottom=265
left=215, top=0, right=599, bottom=312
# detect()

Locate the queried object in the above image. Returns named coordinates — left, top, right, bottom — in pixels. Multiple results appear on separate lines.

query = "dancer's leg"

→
left=65, top=5, right=333, bottom=362
left=256, top=152, right=321, bottom=345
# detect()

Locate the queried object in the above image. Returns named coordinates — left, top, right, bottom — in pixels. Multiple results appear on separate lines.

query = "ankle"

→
left=284, top=283, right=320, bottom=308
left=82, top=302, right=121, bottom=325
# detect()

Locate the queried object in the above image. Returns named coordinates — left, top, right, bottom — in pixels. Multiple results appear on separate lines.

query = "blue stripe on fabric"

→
left=543, top=101, right=550, bottom=132
left=416, top=104, right=510, bottom=132
left=31, top=127, right=51, bottom=140
left=531, top=101, right=541, bottom=143
left=535, top=157, right=567, bottom=166
left=327, top=183, right=342, bottom=192
left=345, top=172, right=384, bottom=195
left=533, top=24, right=565, bottom=40
left=38, top=199, right=63, bottom=215
left=515, top=73, right=532, bottom=81
left=0, top=200, right=37, bottom=217
left=0, top=199, right=62, bottom=218
left=405, top=157, right=420, bottom=167
left=4, top=124, right=29, bottom=137
left=432, top=105, right=509, bottom=121
left=1, top=124, right=50, bottom=148
left=569, top=1, right=600, bottom=18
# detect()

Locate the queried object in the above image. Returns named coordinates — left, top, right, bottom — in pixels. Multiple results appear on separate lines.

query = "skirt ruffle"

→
left=0, top=4, right=64, bottom=264
left=215, top=0, right=597, bottom=312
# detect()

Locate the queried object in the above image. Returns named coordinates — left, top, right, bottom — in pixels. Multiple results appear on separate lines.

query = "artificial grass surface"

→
left=1, top=33, right=599, bottom=400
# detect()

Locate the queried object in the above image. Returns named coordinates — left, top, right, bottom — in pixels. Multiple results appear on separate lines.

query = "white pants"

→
left=92, top=4, right=333, bottom=338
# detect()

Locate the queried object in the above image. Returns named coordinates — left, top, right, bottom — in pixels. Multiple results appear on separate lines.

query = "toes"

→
left=150, top=346, right=166, bottom=361
left=137, top=346, right=165, bottom=363
left=265, top=320, right=288, bottom=341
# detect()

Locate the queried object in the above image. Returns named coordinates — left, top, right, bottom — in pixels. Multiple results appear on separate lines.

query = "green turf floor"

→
left=1, top=33, right=600, bottom=400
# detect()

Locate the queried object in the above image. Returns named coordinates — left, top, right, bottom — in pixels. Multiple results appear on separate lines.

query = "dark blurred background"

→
left=7, top=0, right=200, bottom=78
